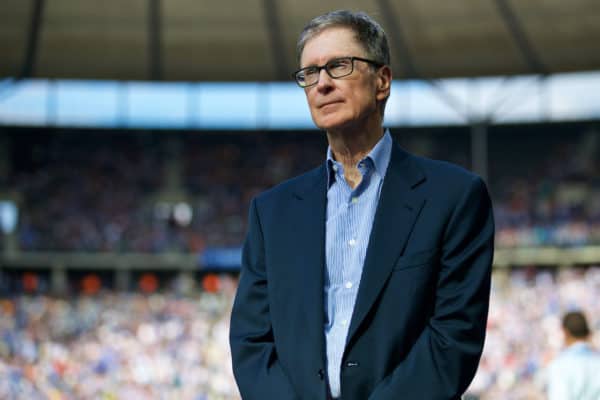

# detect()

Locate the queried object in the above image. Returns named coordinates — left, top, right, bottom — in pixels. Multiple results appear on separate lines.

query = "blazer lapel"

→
left=291, top=165, right=328, bottom=362
left=346, top=143, right=426, bottom=347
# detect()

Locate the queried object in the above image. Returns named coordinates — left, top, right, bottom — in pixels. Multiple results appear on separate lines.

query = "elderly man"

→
left=230, top=10, right=494, bottom=400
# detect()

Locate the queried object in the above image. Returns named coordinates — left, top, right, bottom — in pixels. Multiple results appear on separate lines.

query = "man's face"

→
left=300, top=27, right=390, bottom=131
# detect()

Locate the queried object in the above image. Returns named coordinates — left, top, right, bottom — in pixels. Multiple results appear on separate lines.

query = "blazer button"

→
left=317, top=369, right=325, bottom=380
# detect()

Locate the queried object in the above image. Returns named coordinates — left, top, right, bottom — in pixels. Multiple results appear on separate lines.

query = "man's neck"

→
left=327, top=123, right=384, bottom=168
left=564, top=336, right=589, bottom=348
left=326, top=122, right=384, bottom=189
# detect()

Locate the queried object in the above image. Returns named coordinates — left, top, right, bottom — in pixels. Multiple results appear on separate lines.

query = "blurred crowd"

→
left=0, top=267, right=599, bottom=399
left=490, top=125, right=600, bottom=247
left=9, top=132, right=166, bottom=252
left=6, top=130, right=325, bottom=253
left=468, top=267, right=600, bottom=399
left=0, top=275, right=239, bottom=400
left=2, top=124, right=599, bottom=253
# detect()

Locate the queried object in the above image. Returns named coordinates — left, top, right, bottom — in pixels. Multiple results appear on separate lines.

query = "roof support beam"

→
left=263, top=0, right=289, bottom=80
left=20, top=0, right=45, bottom=79
left=376, top=0, right=468, bottom=121
left=148, top=0, right=163, bottom=80
left=376, top=0, right=418, bottom=79
left=493, top=0, right=548, bottom=75
left=378, top=0, right=490, bottom=180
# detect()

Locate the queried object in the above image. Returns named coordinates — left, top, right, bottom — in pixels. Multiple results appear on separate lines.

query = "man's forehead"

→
left=300, top=26, right=365, bottom=65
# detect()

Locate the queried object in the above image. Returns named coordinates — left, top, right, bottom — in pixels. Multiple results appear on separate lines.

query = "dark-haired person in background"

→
left=541, top=311, right=600, bottom=400
left=230, top=10, right=494, bottom=400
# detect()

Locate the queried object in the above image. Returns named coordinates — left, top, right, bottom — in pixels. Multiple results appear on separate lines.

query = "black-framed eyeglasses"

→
left=292, top=56, right=384, bottom=88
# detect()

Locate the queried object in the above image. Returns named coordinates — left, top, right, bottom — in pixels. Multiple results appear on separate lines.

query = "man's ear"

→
left=376, top=65, right=392, bottom=101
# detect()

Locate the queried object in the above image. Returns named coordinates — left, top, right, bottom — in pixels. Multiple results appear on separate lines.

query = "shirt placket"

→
left=340, top=161, right=372, bottom=333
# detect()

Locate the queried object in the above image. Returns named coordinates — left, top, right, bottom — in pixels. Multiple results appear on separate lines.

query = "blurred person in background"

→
left=540, top=310, right=600, bottom=400
left=230, top=9, right=494, bottom=400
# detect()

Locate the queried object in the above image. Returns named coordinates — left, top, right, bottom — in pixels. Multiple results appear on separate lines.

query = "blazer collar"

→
left=293, top=163, right=328, bottom=200
left=294, top=139, right=424, bottom=198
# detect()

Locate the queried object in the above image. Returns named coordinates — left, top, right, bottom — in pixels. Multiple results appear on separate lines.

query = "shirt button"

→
left=351, top=197, right=358, bottom=204
left=341, top=319, right=348, bottom=326
left=345, top=282, right=353, bottom=289
left=348, top=239, right=357, bottom=247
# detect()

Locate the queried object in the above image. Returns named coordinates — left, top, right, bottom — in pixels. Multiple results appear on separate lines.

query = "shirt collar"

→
left=565, top=341, right=594, bottom=354
left=326, top=129, right=393, bottom=187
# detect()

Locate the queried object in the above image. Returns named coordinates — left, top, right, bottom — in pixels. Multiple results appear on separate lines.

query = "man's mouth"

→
left=319, top=100, right=343, bottom=108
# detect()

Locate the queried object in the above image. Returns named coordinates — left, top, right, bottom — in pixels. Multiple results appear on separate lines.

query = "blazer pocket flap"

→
left=393, top=248, right=440, bottom=270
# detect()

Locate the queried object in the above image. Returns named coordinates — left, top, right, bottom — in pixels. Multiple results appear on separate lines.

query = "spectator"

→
left=538, top=311, right=600, bottom=400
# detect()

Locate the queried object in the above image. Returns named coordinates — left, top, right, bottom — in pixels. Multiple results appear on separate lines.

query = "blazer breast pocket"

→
left=393, top=248, right=440, bottom=271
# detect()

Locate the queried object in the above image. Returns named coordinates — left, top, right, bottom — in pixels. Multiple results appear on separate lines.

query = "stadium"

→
left=1, top=1, right=600, bottom=399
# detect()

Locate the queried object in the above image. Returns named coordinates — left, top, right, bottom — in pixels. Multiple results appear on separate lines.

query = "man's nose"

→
left=316, top=68, right=334, bottom=91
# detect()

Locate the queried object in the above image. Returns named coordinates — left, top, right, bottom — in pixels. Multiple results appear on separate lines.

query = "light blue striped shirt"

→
left=324, top=130, right=392, bottom=398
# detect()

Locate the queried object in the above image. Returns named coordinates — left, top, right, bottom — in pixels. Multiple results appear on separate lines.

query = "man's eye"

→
left=329, top=60, right=350, bottom=70
left=303, top=68, right=318, bottom=76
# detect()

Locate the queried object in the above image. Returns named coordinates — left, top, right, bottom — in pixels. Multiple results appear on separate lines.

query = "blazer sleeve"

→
left=369, top=176, right=494, bottom=400
left=229, top=198, right=299, bottom=400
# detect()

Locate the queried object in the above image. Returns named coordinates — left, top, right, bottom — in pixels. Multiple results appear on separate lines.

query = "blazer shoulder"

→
left=409, top=151, right=483, bottom=189
left=393, top=146, right=489, bottom=207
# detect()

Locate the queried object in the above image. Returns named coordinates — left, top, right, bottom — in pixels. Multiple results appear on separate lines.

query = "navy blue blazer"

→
left=230, top=141, right=494, bottom=400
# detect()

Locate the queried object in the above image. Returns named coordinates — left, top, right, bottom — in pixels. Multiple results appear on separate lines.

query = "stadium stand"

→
left=0, top=278, right=240, bottom=399
left=0, top=120, right=599, bottom=399
left=2, top=122, right=599, bottom=253
left=0, top=268, right=599, bottom=399
left=490, top=122, right=600, bottom=248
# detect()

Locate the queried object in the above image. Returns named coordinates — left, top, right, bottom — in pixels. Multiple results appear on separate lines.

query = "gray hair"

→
left=296, top=10, right=390, bottom=67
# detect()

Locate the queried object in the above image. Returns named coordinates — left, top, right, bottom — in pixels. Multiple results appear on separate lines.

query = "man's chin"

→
left=313, top=115, right=351, bottom=131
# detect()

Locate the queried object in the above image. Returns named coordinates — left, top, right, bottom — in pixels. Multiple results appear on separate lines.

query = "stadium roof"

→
left=1, top=0, right=600, bottom=82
